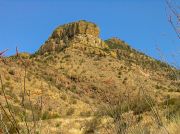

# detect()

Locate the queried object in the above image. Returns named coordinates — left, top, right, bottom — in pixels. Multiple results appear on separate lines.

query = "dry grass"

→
left=0, top=28, right=179, bottom=134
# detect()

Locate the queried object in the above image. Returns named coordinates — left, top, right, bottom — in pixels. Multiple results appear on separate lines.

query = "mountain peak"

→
left=38, top=20, right=103, bottom=54
left=52, top=20, right=100, bottom=39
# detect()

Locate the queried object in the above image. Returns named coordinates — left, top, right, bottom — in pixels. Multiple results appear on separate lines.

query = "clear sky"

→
left=0, top=0, right=179, bottom=66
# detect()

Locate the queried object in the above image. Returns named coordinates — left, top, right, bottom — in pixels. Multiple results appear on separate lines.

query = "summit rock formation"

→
left=39, top=20, right=108, bottom=54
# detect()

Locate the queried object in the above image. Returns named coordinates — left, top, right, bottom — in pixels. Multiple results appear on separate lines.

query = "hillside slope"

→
left=0, top=20, right=179, bottom=134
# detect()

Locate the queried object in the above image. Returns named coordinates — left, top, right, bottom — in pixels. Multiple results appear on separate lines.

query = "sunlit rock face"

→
left=38, top=20, right=109, bottom=54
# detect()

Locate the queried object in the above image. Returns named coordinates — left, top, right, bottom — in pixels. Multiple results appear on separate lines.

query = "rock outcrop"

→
left=51, top=20, right=100, bottom=39
left=38, top=20, right=108, bottom=54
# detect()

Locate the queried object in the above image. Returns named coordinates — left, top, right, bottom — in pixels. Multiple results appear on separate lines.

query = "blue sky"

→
left=0, top=0, right=179, bottom=66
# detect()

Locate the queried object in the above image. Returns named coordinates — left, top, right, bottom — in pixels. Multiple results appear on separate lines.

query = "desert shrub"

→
left=70, top=98, right=77, bottom=105
left=80, top=111, right=91, bottom=117
left=7, top=124, right=19, bottom=134
left=84, top=118, right=99, bottom=134
left=96, top=103, right=129, bottom=119
left=118, top=72, right=122, bottom=76
left=155, top=84, right=162, bottom=89
left=56, top=83, right=63, bottom=90
left=21, top=100, right=32, bottom=110
left=131, top=97, right=154, bottom=115
left=97, top=104, right=128, bottom=133
left=42, top=111, right=50, bottom=120
left=91, top=107, right=128, bottom=134
left=79, top=59, right=85, bottom=64
left=62, top=54, right=70, bottom=59
left=69, top=85, right=78, bottom=93
left=98, top=95, right=154, bottom=118
left=115, top=120, right=127, bottom=134
left=169, top=81, right=180, bottom=92
left=91, top=85, right=98, bottom=91
left=167, top=73, right=177, bottom=80
left=44, top=75, right=53, bottom=82
left=122, top=77, right=128, bottom=84
left=69, top=75, right=79, bottom=82
left=42, top=111, right=59, bottom=120
left=4, top=81, right=12, bottom=88
left=4, top=88, right=19, bottom=102
left=45, top=55, right=54, bottom=61
left=163, top=97, right=180, bottom=119
left=168, top=88, right=180, bottom=92
left=56, top=123, right=60, bottom=128
left=4, top=104, right=22, bottom=121
left=129, top=126, right=150, bottom=134
left=105, top=39, right=130, bottom=50
left=61, top=94, right=67, bottom=101
left=5, top=75, right=10, bottom=81
left=136, top=115, right=143, bottom=122
left=66, top=107, right=75, bottom=116
left=50, top=113, right=60, bottom=119
left=8, top=69, right=15, bottom=75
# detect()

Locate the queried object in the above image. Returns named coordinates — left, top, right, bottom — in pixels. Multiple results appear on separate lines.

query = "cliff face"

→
left=39, top=20, right=107, bottom=54
left=51, top=20, right=100, bottom=39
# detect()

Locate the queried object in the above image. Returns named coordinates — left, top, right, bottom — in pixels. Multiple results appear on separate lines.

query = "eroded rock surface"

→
left=39, top=20, right=107, bottom=54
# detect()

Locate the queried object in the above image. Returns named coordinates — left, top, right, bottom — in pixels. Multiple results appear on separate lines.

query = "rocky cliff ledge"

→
left=38, top=20, right=108, bottom=54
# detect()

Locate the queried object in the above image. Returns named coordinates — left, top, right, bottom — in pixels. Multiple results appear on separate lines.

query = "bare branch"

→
left=166, top=0, right=180, bottom=39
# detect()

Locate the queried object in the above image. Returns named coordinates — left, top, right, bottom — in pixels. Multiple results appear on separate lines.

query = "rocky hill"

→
left=0, top=20, right=179, bottom=134
left=39, top=20, right=106, bottom=54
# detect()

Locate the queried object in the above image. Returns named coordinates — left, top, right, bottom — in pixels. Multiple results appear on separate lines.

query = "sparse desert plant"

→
left=66, top=107, right=75, bottom=116
left=8, top=69, right=15, bottom=75
left=163, top=97, right=180, bottom=120
left=131, top=97, right=154, bottom=115
left=70, top=98, right=77, bottom=104
left=0, top=17, right=179, bottom=134
left=0, top=55, right=44, bottom=134
left=60, top=94, right=67, bottom=101
left=80, top=111, right=91, bottom=117
left=41, top=111, right=60, bottom=120
left=84, top=118, right=99, bottom=134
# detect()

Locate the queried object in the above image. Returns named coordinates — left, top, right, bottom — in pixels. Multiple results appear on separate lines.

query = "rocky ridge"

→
left=39, top=20, right=108, bottom=54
